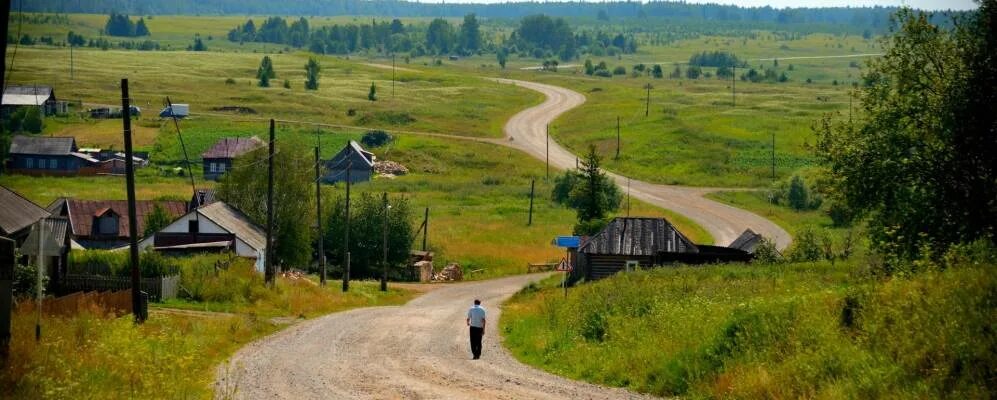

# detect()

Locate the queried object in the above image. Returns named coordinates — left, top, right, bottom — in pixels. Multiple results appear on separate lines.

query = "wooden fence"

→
left=44, top=290, right=132, bottom=317
left=60, top=274, right=179, bottom=301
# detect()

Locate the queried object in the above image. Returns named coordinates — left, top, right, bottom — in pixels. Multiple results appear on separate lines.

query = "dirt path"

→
left=216, top=274, right=656, bottom=399
left=492, top=78, right=791, bottom=249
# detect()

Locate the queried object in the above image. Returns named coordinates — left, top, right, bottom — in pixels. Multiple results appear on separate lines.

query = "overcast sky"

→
left=418, top=0, right=978, bottom=11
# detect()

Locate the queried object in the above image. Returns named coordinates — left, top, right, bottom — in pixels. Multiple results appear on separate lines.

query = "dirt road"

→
left=493, top=78, right=791, bottom=249
left=216, top=274, right=655, bottom=399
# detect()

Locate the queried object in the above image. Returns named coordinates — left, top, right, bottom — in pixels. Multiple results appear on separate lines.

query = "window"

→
left=189, top=220, right=199, bottom=234
left=26, top=158, right=33, bottom=168
left=49, top=159, right=57, bottom=169
left=97, top=215, right=119, bottom=236
left=208, top=163, right=217, bottom=173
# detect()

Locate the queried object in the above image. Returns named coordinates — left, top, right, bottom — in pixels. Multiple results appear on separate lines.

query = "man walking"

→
left=466, top=299, right=486, bottom=359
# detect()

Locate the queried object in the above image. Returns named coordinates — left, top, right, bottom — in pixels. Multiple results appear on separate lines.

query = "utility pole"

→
left=380, top=192, right=389, bottom=292
left=732, top=61, right=737, bottom=108
left=265, top=119, right=275, bottom=287
left=342, top=162, right=352, bottom=292
left=35, top=221, right=43, bottom=340
left=545, top=124, right=550, bottom=180
left=392, top=53, right=396, bottom=98
left=315, top=147, right=326, bottom=286
left=422, top=208, right=429, bottom=251
left=615, top=116, right=621, bottom=159
left=70, top=45, right=74, bottom=81
left=644, top=83, right=652, bottom=117
left=0, top=237, right=13, bottom=361
left=627, top=177, right=631, bottom=217
left=121, top=79, right=144, bottom=324
left=771, top=132, right=776, bottom=179
left=528, top=179, right=535, bottom=226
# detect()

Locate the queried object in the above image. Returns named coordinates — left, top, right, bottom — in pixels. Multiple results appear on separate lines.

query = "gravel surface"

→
left=215, top=274, right=656, bottom=399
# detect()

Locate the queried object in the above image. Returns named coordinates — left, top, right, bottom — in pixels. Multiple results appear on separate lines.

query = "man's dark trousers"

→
left=469, top=326, right=484, bottom=359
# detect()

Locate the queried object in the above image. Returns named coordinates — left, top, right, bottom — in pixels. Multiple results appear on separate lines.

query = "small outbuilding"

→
left=2, top=84, right=62, bottom=117
left=201, top=137, right=264, bottom=181
left=19, top=216, right=71, bottom=285
left=139, top=201, right=267, bottom=272
left=0, top=185, right=52, bottom=243
left=7, top=135, right=99, bottom=176
left=323, top=141, right=375, bottom=184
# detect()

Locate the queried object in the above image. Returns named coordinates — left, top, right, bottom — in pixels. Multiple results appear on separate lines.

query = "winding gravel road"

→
left=215, top=78, right=790, bottom=399
left=493, top=78, right=790, bottom=249
left=216, top=274, right=655, bottom=399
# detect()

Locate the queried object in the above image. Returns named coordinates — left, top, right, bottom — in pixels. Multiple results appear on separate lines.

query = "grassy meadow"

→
left=502, top=256, right=996, bottom=398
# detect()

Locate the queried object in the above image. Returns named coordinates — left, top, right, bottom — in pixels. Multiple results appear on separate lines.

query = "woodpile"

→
left=433, top=263, right=463, bottom=282
left=374, top=160, right=409, bottom=176
left=414, top=261, right=434, bottom=283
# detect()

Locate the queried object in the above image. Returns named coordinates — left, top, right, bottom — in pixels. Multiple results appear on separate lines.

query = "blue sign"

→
left=553, top=236, right=581, bottom=248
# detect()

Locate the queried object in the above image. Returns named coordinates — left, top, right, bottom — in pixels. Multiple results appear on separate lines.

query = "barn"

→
left=201, top=137, right=264, bottom=181
left=323, top=141, right=375, bottom=184
left=138, top=201, right=267, bottom=272
left=1, top=84, right=62, bottom=117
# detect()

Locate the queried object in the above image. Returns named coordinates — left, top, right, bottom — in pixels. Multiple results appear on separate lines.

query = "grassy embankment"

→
left=1, top=254, right=415, bottom=399
left=502, top=257, right=995, bottom=398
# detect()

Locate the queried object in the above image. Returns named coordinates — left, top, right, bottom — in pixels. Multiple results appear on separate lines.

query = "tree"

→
left=218, top=145, right=314, bottom=268
left=368, top=82, right=378, bottom=101
left=459, top=14, right=481, bottom=53
left=104, top=13, right=136, bottom=37
left=670, top=65, right=682, bottom=79
left=191, top=34, right=207, bottom=51
left=324, top=193, right=414, bottom=279
left=787, top=175, right=809, bottom=211
left=304, top=57, right=321, bottom=90
left=426, top=18, right=455, bottom=54
left=497, top=48, right=508, bottom=69
left=257, top=55, right=275, bottom=87
left=143, top=204, right=172, bottom=237
left=67, top=31, right=86, bottom=47
left=686, top=65, right=702, bottom=79
left=135, top=18, right=150, bottom=36
left=651, top=64, right=663, bottom=78
left=553, top=145, right=621, bottom=235
left=584, top=59, right=595, bottom=75
left=814, top=6, right=997, bottom=263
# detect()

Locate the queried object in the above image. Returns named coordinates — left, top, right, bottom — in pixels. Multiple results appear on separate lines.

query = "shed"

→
left=574, top=217, right=698, bottom=281
left=19, top=217, right=71, bottom=284
left=0, top=185, right=51, bottom=242
left=201, top=137, right=264, bottom=181
left=7, top=135, right=98, bottom=176
left=47, top=198, right=188, bottom=249
left=323, top=141, right=375, bottom=184
left=728, top=229, right=763, bottom=254
left=138, top=202, right=266, bottom=271
left=2, top=84, right=59, bottom=116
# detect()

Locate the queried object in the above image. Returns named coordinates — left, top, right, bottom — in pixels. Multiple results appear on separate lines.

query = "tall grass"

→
left=502, top=256, right=996, bottom=398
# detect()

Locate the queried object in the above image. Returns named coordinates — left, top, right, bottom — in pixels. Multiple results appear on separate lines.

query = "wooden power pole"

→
left=265, top=119, right=275, bottom=287
left=121, top=79, right=144, bottom=323
left=545, top=124, right=549, bottom=180
left=380, top=192, right=389, bottom=292
left=644, top=83, right=652, bottom=117
left=342, top=162, right=352, bottom=292
left=315, top=147, right=326, bottom=286
left=771, top=132, right=776, bottom=179
left=422, top=208, right=428, bottom=251
left=528, top=179, right=535, bottom=226
left=615, top=116, right=621, bottom=159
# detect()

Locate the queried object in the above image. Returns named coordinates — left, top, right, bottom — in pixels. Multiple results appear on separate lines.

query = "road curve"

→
left=216, top=274, right=656, bottom=399
left=493, top=78, right=791, bottom=249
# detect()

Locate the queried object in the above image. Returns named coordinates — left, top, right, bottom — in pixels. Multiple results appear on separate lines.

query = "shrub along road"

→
left=493, top=78, right=791, bottom=249
left=215, top=78, right=790, bottom=398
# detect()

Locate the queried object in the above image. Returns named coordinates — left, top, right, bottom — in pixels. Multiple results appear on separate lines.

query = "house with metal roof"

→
left=323, top=140, right=375, bottom=184
left=728, top=229, right=764, bottom=254
left=571, top=217, right=753, bottom=281
left=138, top=201, right=267, bottom=272
left=0, top=185, right=51, bottom=242
left=7, top=135, right=99, bottom=176
left=201, top=137, right=264, bottom=180
left=1, top=84, right=61, bottom=116
left=47, top=198, right=188, bottom=249
left=20, top=216, right=71, bottom=285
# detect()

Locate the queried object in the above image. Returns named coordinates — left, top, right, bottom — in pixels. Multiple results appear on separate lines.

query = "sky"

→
left=417, top=0, right=978, bottom=11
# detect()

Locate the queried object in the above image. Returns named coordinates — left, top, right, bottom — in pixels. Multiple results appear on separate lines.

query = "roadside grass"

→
left=0, top=264, right=414, bottom=399
left=502, top=258, right=996, bottom=398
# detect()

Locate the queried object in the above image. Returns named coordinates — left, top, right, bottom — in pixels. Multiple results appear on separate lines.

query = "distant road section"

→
left=492, top=78, right=791, bottom=249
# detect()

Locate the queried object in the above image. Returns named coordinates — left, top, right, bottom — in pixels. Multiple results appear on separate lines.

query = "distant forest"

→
left=12, top=0, right=964, bottom=32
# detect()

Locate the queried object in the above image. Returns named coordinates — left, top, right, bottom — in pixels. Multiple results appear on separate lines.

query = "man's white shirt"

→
left=467, top=305, right=486, bottom=328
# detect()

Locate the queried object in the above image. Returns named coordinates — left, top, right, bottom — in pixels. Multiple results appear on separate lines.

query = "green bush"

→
left=360, top=130, right=393, bottom=148
left=69, top=250, right=181, bottom=277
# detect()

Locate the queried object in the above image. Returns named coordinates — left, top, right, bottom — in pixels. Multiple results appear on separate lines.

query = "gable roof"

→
left=2, top=85, right=55, bottom=106
left=579, top=217, right=698, bottom=256
left=0, top=185, right=50, bottom=236
left=197, top=202, right=266, bottom=251
left=19, top=217, right=68, bottom=257
left=189, top=188, right=218, bottom=211
left=201, top=137, right=264, bottom=159
left=51, top=199, right=187, bottom=240
left=728, top=229, right=763, bottom=254
left=329, top=140, right=375, bottom=168
left=9, top=135, right=76, bottom=156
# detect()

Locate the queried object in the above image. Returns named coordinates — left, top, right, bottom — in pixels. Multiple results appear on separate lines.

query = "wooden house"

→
left=571, top=217, right=752, bottom=282
left=7, top=136, right=99, bottom=176
left=323, top=141, right=374, bottom=184
left=19, top=216, right=71, bottom=286
left=46, top=199, right=187, bottom=249
left=201, top=137, right=263, bottom=181
left=1, top=84, right=62, bottom=117
left=0, top=185, right=51, bottom=243
left=138, top=202, right=267, bottom=272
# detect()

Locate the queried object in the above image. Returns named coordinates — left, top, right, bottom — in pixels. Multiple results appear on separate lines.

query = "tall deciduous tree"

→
left=218, top=145, right=314, bottom=268
left=814, top=5, right=997, bottom=263
left=304, top=57, right=321, bottom=90
left=323, top=193, right=414, bottom=279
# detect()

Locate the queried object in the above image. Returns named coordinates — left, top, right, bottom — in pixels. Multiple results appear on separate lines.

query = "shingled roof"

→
left=728, top=229, right=763, bottom=254
left=579, top=217, right=698, bottom=256
left=201, top=137, right=264, bottom=159
left=0, top=185, right=50, bottom=237
left=9, top=135, right=76, bottom=156
left=49, top=199, right=187, bottom=240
